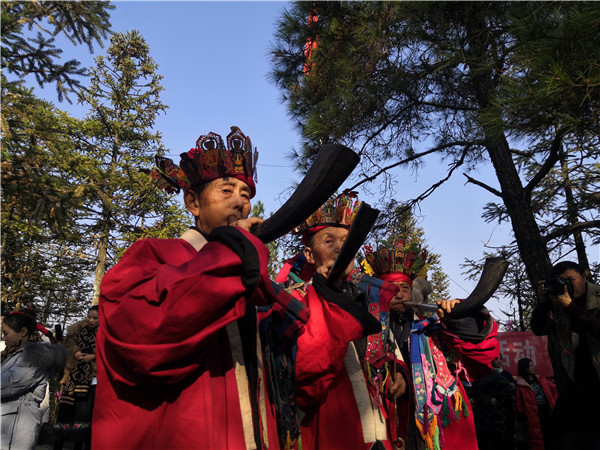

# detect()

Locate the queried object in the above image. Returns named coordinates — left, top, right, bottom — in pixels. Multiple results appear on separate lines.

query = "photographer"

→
left=531, top=261, right=600, bottom=449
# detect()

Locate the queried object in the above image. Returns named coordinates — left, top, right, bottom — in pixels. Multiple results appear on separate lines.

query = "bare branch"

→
left=404, top=151, right=468, bottom=206
left=524, top=127, right=567, bottom=198
left=543, top=220, right=600, bottom=243
left=350, top=140, right=482, bottom=191
left=463, top=173, right=503, bottom=198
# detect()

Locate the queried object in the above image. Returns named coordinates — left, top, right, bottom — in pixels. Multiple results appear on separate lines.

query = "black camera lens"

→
left=545, top=277, right=574, bottom=297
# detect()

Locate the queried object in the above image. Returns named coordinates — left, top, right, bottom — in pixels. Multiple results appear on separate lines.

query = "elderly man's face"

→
left=389, top=281, right=413, bottom=312
left=185, top=178, right=252, bottom=235
left=304, top=226, right=352, bottom=276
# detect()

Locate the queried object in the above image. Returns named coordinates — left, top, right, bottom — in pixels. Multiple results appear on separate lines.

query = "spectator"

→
left=531, top=261, right=600, bottom=449
left=492, top=353, right=516, bottom=386
left=514, top=358, right=557, bottom=450
left=473, top=353, right=516, bottom=450
left=1, top=310, right=66, bottom=450
left=54, top=306, right=99, bottom=450
left=16, top=307, right=56, bottom=429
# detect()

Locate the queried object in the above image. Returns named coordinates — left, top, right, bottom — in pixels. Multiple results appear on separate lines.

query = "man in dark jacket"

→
left=531, top=261, right=600, bottom=450
left=473, top=353, right=516, bottom=450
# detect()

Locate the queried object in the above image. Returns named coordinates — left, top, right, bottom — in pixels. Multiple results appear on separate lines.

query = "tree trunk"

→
left=465, top=4, right=553, bottom=294
left=487, top=137, right=553, bottom=288
left=92, top=213, right=111, bottom=305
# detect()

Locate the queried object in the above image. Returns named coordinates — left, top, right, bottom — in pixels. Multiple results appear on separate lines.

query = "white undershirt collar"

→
left=179, top=228, right=208, bottom=252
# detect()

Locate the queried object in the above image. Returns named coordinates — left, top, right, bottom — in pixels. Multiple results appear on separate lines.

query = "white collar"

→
left=179, top=228, right=207, bottom=252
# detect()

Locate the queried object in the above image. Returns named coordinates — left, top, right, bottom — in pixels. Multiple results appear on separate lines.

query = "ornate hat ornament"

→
left=295, top=191, right=362, bottom=244
left=150, top=126, right=258, bottom=197
left=361, top=238, right=428, bottom=286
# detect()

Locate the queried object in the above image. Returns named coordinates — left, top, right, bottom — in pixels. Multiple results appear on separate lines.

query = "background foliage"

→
left=1, top=2, right=188, bottom=325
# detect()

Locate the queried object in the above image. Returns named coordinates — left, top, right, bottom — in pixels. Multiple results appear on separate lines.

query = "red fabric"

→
left=303, top=10, right=319, bottom=75
left=439, top=316, right=499, bottom=450
left=274, top=254, right=315, bottom=284
left=439, top=317, right=501, bottom=381
left=379, top=272, right=413, bottom=286
left=275, top=260, right=295, bottom=284
left=441, top=381, right=479, bottom=450
left=301, top=225, right=328, bottom=244
left=378, top=281, right=399, bottom=310
left=301, top=224, right=350, bottom=245
left=294, top=286, right=393, bottom=449
left=390, top=370, right=478, bottom=450
left=295, top=286, right=364, bottom=409
left=92, top=229, right=279, bottom=449
left=36, top=323, right=50, bottom=335
left=515, top=376, right=558, bottom=450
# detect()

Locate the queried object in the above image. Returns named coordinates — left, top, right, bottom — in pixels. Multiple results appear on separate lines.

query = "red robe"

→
left=291, top=282, right=394, bottom=450
left=92, top=228, right=280, bottom=450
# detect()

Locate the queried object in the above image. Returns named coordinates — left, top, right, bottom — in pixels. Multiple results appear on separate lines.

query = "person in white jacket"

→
left=1, top=310, right=66, bottom=450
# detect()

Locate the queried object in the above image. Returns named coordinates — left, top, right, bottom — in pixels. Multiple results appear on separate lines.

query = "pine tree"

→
left=74, top=30, right=188, bottom=304
left=1, top=83, right=94, bottom=319
left=474, top=135, right=600, bottom=329
left=1, top=1, right=113, bottom=102
left=1, top=0, right=113, bottom=319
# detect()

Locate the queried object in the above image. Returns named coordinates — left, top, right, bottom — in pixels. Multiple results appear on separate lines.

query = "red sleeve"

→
left=514, top=383, right=526, bottom=416
left=440, top=317, right=500, bottom=381
left=97, top=228, right=274, bottom=387
left=541, top=377, right=558, bottom=409
left=295, top=286, right=365, bottom=408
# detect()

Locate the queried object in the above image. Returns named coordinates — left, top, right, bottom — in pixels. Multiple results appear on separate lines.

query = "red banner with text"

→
left=497, top=331, right=554, bottom=378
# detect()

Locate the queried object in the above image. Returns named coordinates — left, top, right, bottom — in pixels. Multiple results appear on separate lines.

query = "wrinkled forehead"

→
left=314, top=226, right=349, bottom=240
left=217, top=177, right=251, bottom=191
left=199, top=177, right=252, bottom=196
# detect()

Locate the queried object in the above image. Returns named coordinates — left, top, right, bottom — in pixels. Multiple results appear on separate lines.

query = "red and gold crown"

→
left=295, top=191, right=362, bottom=243
left=362, top=238, right=428, bottom=285
left=150, top=126, right=258, bottom=197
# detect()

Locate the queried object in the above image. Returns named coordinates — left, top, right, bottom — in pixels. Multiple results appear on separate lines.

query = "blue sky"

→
left=21, top=1, right=599, bottom=321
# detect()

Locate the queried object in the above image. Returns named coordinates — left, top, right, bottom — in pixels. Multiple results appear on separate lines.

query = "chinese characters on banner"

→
left=497, top=331, right=554, bottom=378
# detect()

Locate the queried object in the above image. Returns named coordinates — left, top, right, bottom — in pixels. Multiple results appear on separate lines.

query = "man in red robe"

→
left=278, top=193, right=404, bottom=450
left=362, top=238, right=500, bottom=450
left=92, top=127, right=284, bottom=449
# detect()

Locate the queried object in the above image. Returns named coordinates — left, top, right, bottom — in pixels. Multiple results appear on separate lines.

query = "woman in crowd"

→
left=1, top=310, right=66, bottom=450
left=54, top=306, right=99, bottom=450
left=515, top=358, right=558, bottom=450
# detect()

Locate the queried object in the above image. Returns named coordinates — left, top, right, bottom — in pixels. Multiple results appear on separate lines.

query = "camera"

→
left=545, top=277, right=574, bottom=297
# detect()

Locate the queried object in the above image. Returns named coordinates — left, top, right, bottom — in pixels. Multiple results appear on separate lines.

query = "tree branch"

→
left=463, top=173, right=503, bottom=198
left=524, top=127, right=567, bottom=198
left=350, top=140, right=482, bottom=191
left=543, top=220, right=600, bottom=243
left=405, top=150, right=469, bottom=206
